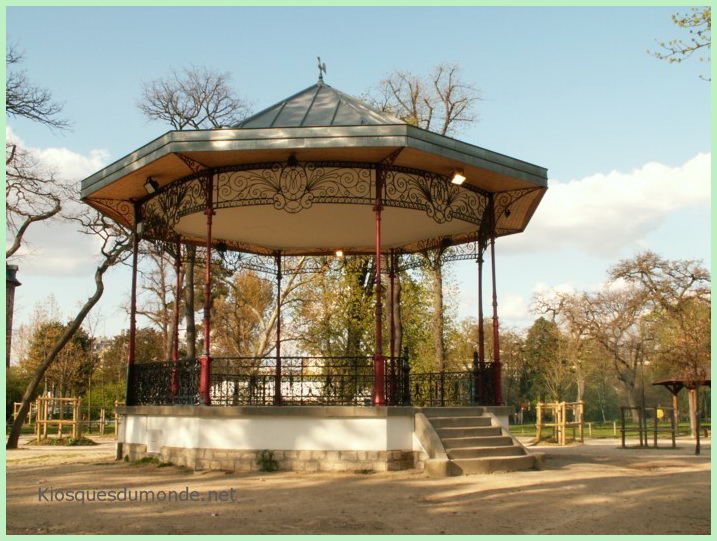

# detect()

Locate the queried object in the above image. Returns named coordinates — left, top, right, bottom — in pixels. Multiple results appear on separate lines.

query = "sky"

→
left=5, top=6, right=712, bottom=359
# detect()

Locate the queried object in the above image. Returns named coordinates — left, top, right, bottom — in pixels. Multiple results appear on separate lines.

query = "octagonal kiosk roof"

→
left=81, top=81, right=548, bottom=256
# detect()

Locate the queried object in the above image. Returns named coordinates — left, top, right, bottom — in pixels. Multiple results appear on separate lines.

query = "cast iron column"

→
left=274, top=252, right=282, bottom=405
left=373, top=166, right=386, bottom=406
left=125, top=203, right=140, bottom=405
left=490, top=227, right=503, bottom=407
left=477, top=241, right=486, bottom=405
left=199, top=175, right=214, bottom=406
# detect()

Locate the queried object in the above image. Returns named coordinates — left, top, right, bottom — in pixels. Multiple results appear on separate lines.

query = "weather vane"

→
left=317, top=57, right=327, bottom=83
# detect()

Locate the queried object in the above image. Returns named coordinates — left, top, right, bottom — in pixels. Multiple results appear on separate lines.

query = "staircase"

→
left=418, top=407, right=543, bottom=476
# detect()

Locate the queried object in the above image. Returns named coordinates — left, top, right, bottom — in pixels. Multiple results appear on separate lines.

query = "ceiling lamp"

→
left=144, top=177, right=160, bottom=194
left=451, top=170, right=466, bottom=185
left=335, top=250, right=344, bottom=258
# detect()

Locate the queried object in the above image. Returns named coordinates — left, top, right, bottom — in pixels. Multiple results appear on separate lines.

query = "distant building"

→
left=6, top=265, right=21, bottom=369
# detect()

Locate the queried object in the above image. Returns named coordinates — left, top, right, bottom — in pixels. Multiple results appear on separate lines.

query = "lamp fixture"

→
left=450, top=170, right=466, bottom=185
left=335, top=249, right=344, bottom=258
left=144, top=177, right=160, bottom=194
left=216, top=242, right=228, bottom=254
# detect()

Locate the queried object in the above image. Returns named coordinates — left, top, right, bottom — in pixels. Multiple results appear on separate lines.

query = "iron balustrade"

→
left=126, top=359, right=200, bottom=406
left=125, top=355, right=497, bottom=407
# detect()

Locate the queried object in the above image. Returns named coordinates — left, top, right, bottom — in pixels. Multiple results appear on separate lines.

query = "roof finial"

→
left=317, top=57, right=327, bottom=85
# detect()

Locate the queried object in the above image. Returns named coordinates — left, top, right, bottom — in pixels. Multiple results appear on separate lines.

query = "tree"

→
left=610, top=251, right=710, bottom=438
left=366, top=63, right=481, bottom=136
left=6, top=44, right=68, bottom=130
left=7, top=212, right=132, bottom=449
left=138, top=66, right=251, bottom=130
left=21, top=321, right=94, bottom=397
left=366, top=63, right=482, bottom=373
left=137, top=66, right=253, bottom=357
left=651, top=7, right=711, bottom=80
left=533, top=290, right=603, bottom=403
left=136, top=251, right=177, bottom=359
left=609, top=252, right=710, bottom=378
left=524, top=317, right=570, bottom=402
left=582, top=286, right=655, bottom=422
left=6, top=44, right=70, bottom=260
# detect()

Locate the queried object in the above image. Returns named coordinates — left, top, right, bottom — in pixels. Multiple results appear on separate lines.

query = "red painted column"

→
left=373, top=167, right=386, bottom=406
left=477, top=243, right=486, bottom=404
left=199, top=175, right=214, bottom=406
left=274, top=253, right=282, bottom=406
left=490, top=230, right=503, bottom=407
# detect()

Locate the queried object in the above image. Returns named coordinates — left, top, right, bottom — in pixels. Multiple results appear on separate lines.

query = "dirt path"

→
left=6, top=436, right=710, bottom=535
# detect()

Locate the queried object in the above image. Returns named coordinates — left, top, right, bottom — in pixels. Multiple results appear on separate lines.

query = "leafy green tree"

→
left=21, top=322, right=94, bottom=397
left=523, top=317, right=569, bottom=402
left=6, top=366, right=32, bottom=422
left=651, top=7, right=711, bottom=79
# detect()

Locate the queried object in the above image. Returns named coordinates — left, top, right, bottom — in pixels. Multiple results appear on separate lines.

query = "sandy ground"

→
left=5, top=435, right=711, bottom=535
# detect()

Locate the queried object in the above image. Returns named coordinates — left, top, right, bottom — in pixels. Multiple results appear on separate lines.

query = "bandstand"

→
left=81, top=76, right=548, bottom=475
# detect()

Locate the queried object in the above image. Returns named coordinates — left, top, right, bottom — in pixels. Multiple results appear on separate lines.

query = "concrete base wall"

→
left=116, top=405, right=509, bottom=473
left=122, top=443, right=421, bottom=472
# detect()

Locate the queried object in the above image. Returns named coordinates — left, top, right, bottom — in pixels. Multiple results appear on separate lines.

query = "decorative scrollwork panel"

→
left=384, top=167, right=489, bottom=226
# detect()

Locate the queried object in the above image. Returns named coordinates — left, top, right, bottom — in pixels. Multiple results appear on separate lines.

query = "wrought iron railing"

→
left=126, top=359, right=200, bottom=406
left=125, top=354, right=496, bottom=408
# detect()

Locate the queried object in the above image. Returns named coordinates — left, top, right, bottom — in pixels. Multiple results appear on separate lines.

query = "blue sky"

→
left=5, top=6, right=711, bottom=349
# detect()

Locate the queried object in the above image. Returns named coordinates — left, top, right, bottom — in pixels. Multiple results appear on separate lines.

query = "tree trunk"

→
left=184, top=246, right=196, bottom=359
left=430, top=262, right=445, bottom=373
left=7, top=244, right=124, bottom=449
left=392, top=269, right=402, bottom=356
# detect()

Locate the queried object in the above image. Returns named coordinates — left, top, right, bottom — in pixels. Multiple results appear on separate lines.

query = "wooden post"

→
left=58, top=399, right=64, bottom=438
left=99, top=408, right=106, bottom=435
left=536, top=402, right=543, bottom=442
left=671, top=408, right=677, bottom=448
left=620, top=408, right=626, bottom=448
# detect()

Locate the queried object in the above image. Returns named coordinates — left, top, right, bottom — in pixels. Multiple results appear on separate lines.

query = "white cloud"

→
left=6, top=126, right=110, bottom=184
left=6, top=125, right=112, bottom=277
left=502, top=153, right=711, bottom=257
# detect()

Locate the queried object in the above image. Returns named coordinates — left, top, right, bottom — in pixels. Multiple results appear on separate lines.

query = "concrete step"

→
left=452, top=454, right=537, bottom=475
left=442, top=435, right=514, bottom=449
left=447, top=445, right=525, bottom=459
left=422, top=407, right=485, bottom=417
left=428, top=416, right=492, bottom=428
left=436, top=426, right=502, bottom=438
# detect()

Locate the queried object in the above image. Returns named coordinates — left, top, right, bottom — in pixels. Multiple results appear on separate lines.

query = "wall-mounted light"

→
left=451, top=170, right=466, bottom=185
left=216, top=242, right=228, bottom=254
left=144, top=177, right=159, bottom=194
left=335, top=249, right=344, bottom=258
left=287, top=154, right=298, bottom=167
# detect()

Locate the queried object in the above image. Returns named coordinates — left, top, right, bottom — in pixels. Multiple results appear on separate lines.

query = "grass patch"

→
left=257, top=450, right=279, bottom=472
left=353, top=469, right=375, bottom=475
left=27, top=436, right=98, bottom=446
left=131, top=456, right=160, bottom=466
left=157, top=462, right=174, bottom=468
